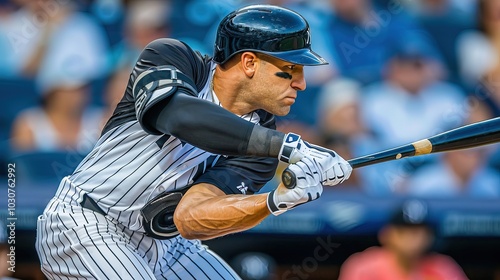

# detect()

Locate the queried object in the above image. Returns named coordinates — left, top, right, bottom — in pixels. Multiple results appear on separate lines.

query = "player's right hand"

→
left=278, top=132, right=352, bottom=186
left=267, top=159, right=323, bottom=216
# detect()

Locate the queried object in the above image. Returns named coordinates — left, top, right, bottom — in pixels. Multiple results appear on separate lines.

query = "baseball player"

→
left=35, top=5, right=352, bottom=279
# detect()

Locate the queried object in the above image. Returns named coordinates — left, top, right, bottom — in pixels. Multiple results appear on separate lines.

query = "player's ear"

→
left=240, top=52, right=258, bottom=78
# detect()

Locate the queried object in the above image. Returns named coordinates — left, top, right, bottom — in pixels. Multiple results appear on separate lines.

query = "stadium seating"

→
left=0, top=78, right=39, bottom=140
left=8, top=151, right=82, bottom=185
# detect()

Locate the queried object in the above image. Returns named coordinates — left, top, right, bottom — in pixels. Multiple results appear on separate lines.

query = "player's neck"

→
left=213, top=66, right=256, bottom=116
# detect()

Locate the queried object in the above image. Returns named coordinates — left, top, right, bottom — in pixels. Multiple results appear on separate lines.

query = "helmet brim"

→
left=261, top=48, right=328, bottom=66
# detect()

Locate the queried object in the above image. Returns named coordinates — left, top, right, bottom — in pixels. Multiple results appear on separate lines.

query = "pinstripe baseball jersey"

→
left=54, top=38, right=278, bottom=232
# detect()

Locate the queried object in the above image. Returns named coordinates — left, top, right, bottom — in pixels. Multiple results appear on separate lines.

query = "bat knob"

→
left=282, top=168, right=296, bottom=189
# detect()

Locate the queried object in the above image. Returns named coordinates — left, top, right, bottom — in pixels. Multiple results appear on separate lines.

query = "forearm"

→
left=153, top=91, right=284, bottom=157
left=174, top=183, right=271, bottom=240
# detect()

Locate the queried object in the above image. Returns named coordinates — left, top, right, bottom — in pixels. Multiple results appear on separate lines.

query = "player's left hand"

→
left=267, top=160, right=323, bottom=216
left=279, top=133, right=352, bottom=186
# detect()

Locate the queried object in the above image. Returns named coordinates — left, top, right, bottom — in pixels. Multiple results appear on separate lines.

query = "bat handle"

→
left=282, top=159, right=356, bottom=189
left=282, top=168, right=297, bottom=189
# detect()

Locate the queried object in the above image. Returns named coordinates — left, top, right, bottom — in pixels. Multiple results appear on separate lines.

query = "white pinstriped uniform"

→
left=35, top=45, right=266, bottom=279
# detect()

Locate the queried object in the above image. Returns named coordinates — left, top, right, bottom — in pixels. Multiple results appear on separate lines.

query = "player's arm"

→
left=135, top=71, right=284, bottom=158
left=174, top=156, right=324, bottom=240
left=173, top=154, right=275, bottom=240
left=144, top=84, right=352, bottom=190
left=174, top=183, right=269, bottom=240
left=135, top=54, right=350, bottom=182
left=134, top=39, right=351, bottom=182
left=132, top=38, right=283, bottom=158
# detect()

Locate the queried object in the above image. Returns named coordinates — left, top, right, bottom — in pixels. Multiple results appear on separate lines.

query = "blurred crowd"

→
left=338, top=200, right=469, bottom=280
left=1, top=0, right=500, bottom=199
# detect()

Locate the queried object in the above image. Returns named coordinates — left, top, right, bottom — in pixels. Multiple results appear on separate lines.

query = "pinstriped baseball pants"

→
left=35, top=198, right=241, bottom=280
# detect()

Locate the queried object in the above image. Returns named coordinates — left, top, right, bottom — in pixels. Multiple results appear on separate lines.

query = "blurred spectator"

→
left=100, top=67, right=130, bottom=128
left=1, top=0, right=108, bottom=81
left=169, top=0, right=237, bottom=55
left=359, top=37, right=467, bottom=193
left=406, top=147, right=500, bottom=198
left=0, top=0, right=15, bottom=20
left=327, top=0, right=432, bottom=84
left=0, top=221, right=19, bottom=280
left=316, top=78, right=378, bottom=190
left=361, top=37, right=466, bottom=149
left=406, top=101, right=500, bottom=198
left=449, top=0, right=478, bottom=17
left=90, top=0, right=125, bottom=43
left=0, top=0, right=17, bottom=77
left=408, top=0, right=475, bottom=86
left=387, top=0, right=477, bottom=20
left=463, top=0, right=500, bottom=121
left=11, top=76, right=103, bottom=153
left=317, top=78, right=368, bottom=143
left=405, top=0, right=475, bottom=23
left=339, top=200, right=468, bottom=280
left=109, top=0, right=170, bottom=70
left=457, top=0, right=500, bottom=89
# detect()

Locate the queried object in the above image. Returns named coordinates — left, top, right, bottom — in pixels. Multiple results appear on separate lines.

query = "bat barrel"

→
left=429, top=117, right=500, bottom=153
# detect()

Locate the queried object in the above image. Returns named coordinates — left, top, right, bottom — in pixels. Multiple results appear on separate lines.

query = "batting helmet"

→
left=213, top=5, right=327, bottom=66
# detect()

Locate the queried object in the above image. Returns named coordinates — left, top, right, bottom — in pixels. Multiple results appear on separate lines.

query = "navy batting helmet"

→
left=213, top=5, right=327, bottom=66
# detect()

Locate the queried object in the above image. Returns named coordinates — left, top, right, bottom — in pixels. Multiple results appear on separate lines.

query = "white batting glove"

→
left=267, top=161, right=323, bottom=216
left=278, top=133, right=310, bottom=164
left=279, top=133, right=352, bottom=186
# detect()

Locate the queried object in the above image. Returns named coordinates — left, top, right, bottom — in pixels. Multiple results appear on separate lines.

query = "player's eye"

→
left=285, top=65, right=296, bottom=70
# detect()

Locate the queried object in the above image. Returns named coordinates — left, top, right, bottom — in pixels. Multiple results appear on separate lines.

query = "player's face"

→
left=252, top=54, right=306, bottom=116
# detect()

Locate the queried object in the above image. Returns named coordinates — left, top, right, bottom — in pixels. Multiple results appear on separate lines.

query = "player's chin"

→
left=271, top=105, right=292, bottom=116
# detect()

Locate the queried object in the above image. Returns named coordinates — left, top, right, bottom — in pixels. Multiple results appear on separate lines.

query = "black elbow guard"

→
left=133, top=65, right=198, bottom=134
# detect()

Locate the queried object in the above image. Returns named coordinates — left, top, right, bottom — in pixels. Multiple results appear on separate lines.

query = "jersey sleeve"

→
left=130, top=38, right=211, bottom=134
left=193, top=156, right=279, bottom=195
left=193, top=111, right=279, bottom=195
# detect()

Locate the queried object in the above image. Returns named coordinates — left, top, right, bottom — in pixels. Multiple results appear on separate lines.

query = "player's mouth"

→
left=284, top=96, right=296, bottom=105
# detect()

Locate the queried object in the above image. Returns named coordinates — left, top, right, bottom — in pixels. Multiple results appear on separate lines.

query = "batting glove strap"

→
left=279, top=133, right=309, bottom=164
left=267, top=190, right=286, bottom=216
left=267, top=190, right=301, bottom=216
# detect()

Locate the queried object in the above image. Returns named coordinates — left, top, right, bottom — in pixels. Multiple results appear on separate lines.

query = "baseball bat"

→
left=282, top=117, right=500, bottom=189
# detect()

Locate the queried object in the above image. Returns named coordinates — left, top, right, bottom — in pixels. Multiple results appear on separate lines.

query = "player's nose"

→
left=291, top=70, right=306, bottom=91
